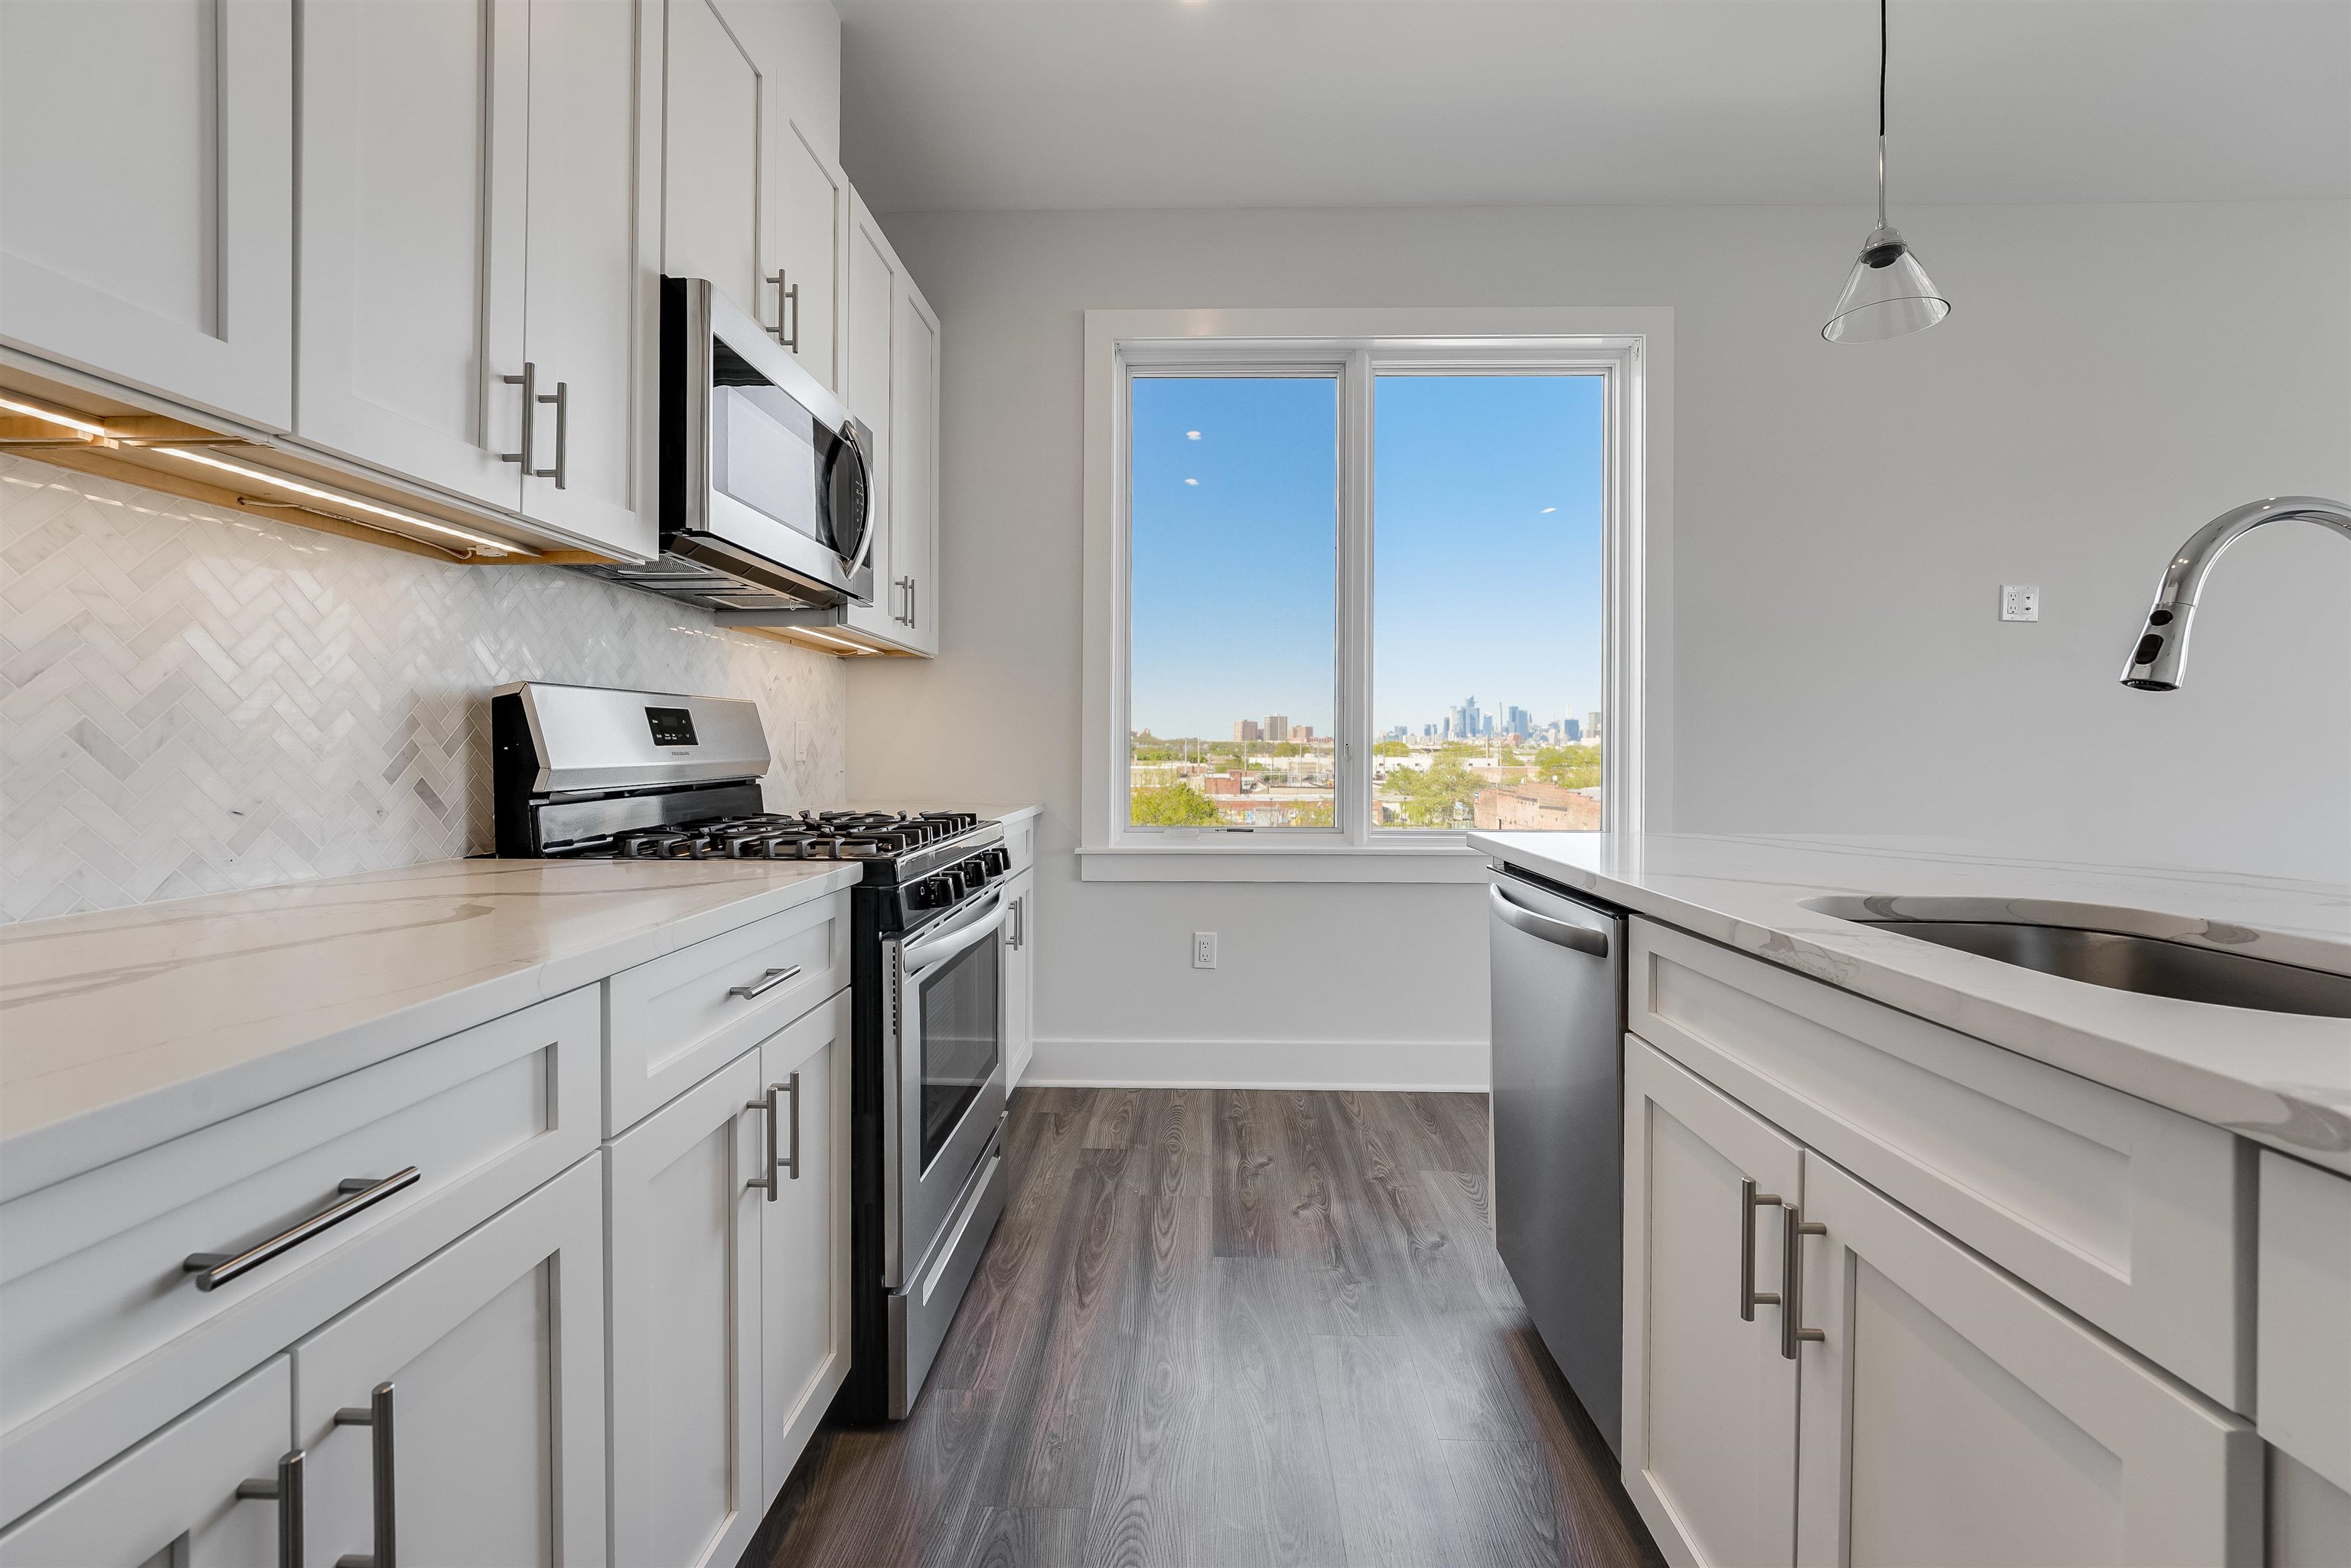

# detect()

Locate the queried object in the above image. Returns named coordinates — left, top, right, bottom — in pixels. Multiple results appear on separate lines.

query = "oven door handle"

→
left=905, top=893, right=1009, bottom=975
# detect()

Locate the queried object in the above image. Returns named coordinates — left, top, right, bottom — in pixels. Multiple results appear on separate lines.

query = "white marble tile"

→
left=1474, top=830, right=2351, bottom=1172
left=0, top=453, right=846, bottom=922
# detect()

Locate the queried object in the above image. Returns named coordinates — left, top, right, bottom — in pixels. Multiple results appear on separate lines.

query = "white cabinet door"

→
left=293, top=1156, right=608, bottom=1568
left=1793, top=1152, right=2261, bottom=1568
left=0, top=1357, right=293, bottom=1568
left=608, top=1048, right=765, bottom=1568
left=759, top=992, right=849, bottom=1498
left=2258, top=1150, right=2351, bottom=1495
left=0, top=0, right=294, bottom=429
left=519, top=0, right=657, bottom=557
left=887, top=275, right=942, bottom=655
left=661, top=0, right=766, bottom=328
left=295, top=0, right=528, bottom=508
left=1003, top=869, right=1035, bottom=1090
left=1623, top=1037, right=1802, bottom=1568
left=769, top=113, right=849, bottom=393
left=839, top=189, right=900, bottom=644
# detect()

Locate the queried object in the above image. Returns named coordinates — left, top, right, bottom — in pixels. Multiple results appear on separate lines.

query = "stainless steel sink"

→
left=1844, top=917, right=2351, bottom=1019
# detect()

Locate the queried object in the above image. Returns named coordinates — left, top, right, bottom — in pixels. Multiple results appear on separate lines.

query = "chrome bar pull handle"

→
left=499, top=363, right=536, bottom=468
left=1740, top=1179, right=1785, bottom=1322
left=1782, top=1208, right=1828, bottom=1360
left=907, top=575, right=916, bottom=628
left=532, top=380, right=568, bottom=487
left=782, top=1071, right=803, bottom=1181
left=765, top=271, right=800, bottom=350
left=185, top=1169, right=421, bottom=1292
left=747, top=1084, right=780, bottom=1201
left=237, top=1449, right=306, bottom=1568
left=729, top=963, right=801, bottom=1001
left=332, top=1382, right=396, bottom=1568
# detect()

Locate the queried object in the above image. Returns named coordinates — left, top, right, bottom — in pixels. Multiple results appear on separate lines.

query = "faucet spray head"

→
left=2119, top=601, right=2194, bottom=691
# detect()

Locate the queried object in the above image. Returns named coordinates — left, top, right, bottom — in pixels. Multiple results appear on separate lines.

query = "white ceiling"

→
left=836, top=0, right=2351, bottom=214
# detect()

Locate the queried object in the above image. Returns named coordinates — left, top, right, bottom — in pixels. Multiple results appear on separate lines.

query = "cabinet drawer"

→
left=1628, top=919, right=2250, bottom=1412
left=605, top=891, right=849, bottom=1133
left=0, top=1356, right=292, bottom=1563
left=0, top=987, right=597, bottom=1524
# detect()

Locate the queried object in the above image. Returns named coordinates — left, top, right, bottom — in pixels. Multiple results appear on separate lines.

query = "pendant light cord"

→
left=1876, top=0, right=1890, bottom=228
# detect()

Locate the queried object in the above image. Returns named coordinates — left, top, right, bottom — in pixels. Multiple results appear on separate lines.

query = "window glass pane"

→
left=1372, top=374, right=1606, bottom=831
left=1129, top=375, right=1338, bottom=830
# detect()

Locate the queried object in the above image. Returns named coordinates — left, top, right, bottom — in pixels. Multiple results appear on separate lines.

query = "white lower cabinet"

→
left=1625, top=1035, right=2262, bottom=1568
left=1003, top=869, right=1036, bottom=1090
left=1795, top=1151, right=2260, bottom=1567
left=0, top=1356, right=293, bottom=1568
left=608, top=1045, right=766, bottom=1568
left=760, top=992, right=851, bottom=1498
left=1624, top=1037, right=1801, bottom=1568
left=294, top=1154, right=608, bottom=1568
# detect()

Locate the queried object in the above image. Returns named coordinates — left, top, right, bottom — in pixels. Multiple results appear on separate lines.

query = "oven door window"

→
left=918, top=929, right=1001, bottom=1171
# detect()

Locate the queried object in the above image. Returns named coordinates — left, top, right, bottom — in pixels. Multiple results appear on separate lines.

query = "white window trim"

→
left=1080, top=306, right=1674, bottom=884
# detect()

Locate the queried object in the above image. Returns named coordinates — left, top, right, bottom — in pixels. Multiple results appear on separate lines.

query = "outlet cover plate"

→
left=1192, top=931, right=1218, bottom=970
left=2001, top=585, right=2041, bottom=622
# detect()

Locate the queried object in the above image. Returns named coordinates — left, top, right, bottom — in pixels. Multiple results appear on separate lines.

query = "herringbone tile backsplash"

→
left=0, top=452, right=846, bottom=923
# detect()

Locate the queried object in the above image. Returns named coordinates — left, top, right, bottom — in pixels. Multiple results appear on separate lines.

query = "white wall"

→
left=846, top=200, right=2351, bottom=1088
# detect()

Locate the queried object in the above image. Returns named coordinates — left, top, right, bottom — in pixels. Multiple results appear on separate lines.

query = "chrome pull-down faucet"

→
left=2119, top=496, right=2351, bottom=690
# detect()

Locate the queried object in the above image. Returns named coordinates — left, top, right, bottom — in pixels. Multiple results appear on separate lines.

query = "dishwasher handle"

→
left=1489, top=885, right=1611, bottom=958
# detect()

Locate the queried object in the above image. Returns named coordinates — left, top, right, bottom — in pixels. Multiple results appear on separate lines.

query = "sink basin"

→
left=1801, top=897, right=2351, bottom=1019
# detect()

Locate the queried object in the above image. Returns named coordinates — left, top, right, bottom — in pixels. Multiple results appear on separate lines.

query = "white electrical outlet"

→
left=1192, top=931, right=1218, bottom=970
left=2000, top=585, right=2041, bottom=622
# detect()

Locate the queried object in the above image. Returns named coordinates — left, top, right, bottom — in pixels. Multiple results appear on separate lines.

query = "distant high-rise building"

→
left=1292, top=724, right=1313, bottom=742
left=1586, top=710, right=1604, bottom=744
left=1504, top=705, right=1532, bottom=739
left=1564, top=718, right=1581, bottom=742
left=1234, top=719, right=1262, bottom=742
left=1264, top=714, right=1290, bottom=744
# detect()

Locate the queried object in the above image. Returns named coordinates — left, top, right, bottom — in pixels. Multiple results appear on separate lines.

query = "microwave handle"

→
left=843, top=435, right=879, bottom=582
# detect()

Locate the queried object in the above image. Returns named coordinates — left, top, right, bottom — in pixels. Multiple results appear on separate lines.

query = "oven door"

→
left=885, top=889, right=1009, bottom=1289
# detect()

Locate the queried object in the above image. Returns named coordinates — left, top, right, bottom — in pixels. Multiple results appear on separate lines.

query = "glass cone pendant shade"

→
left=1822, top=223, right=1950, bottom=342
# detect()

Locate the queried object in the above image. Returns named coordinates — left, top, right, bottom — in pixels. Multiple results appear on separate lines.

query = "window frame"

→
left=1081, top=307, right=1671, bottom=883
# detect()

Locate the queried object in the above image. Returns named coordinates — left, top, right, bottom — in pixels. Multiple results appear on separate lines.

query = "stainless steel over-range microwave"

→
left=573, top=276, right=875, bottom=612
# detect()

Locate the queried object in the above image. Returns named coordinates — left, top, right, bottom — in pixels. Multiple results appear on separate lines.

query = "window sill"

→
left=1078, top=842, right=1496, bottom=883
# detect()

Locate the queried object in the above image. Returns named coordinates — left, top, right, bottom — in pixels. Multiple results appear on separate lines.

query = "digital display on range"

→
left=645, top=706, right=699, bottom=747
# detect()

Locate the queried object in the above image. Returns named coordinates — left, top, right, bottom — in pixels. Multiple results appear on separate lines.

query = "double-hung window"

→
left=1082, top=308, right=1667, bottom=880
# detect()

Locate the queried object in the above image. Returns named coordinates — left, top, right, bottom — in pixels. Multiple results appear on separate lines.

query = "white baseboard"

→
left=1019, top=1035, right=1489, bottom=1093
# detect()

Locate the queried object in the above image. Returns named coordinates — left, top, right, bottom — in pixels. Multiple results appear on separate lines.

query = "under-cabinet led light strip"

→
left=0, top=391, right=533, bottom=557
left=155, top=448, right=533, bottom=556
left=779, top=626, right=872, bottom=654
left=0, top=393, right=113, bottom=438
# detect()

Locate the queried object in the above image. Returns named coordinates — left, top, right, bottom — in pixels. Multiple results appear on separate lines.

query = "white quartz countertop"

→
left=1470, top=831, right=2351, bottom=1174
left=0, top=858, right=862, bottom=1198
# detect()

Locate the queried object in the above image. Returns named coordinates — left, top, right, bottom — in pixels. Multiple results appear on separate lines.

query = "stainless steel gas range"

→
left=489, top=680, right=1012, bottom=1422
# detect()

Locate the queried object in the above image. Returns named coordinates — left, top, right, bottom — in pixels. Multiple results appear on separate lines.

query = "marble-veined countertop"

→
left=0, top=858, right=863, bottom=1198
left=1471, top=831, right=2351, bottom=1174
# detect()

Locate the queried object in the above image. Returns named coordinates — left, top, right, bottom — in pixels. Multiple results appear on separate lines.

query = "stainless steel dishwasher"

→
left=1488, top=860, right=1626, bottom=1456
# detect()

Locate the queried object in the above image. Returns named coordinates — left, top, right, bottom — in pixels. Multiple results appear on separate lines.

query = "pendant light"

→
left=1823, top=0, right=1950, bottom=342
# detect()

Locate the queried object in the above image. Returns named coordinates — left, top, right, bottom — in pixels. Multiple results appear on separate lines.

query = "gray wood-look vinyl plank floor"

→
left=763, top=1088, right=1660, bottom=1568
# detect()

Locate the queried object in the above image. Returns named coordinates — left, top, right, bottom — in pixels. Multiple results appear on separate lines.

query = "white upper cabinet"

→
left=296, top=0, right=529, bottom=511
left=888, top=276, right=942, bottom=654
left=837, top=189, right=941, bottom=657
left=839, top=191, right=901, bottom=644
left=0, top=0, right=294, bottom=429
left=768, top=114, right=849, bottom=392
left=661, top=0, right=766, bottom=329
left=520, top=0, right=658, bottom=556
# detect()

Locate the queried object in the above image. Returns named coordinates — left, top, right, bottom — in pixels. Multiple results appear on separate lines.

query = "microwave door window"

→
left=712, top=381, right=821, bottom=543
left=918, top=932, right=1002, bottom=1171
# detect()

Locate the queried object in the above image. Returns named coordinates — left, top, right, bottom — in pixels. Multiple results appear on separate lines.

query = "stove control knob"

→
left=986, top=847, right=1012, bottom=876
left=917, top=875, right=953, bottom=908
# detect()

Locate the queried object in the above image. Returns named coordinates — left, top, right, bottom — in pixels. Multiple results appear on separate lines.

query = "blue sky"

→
left=1129, top=373, right=1603, bottom=741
